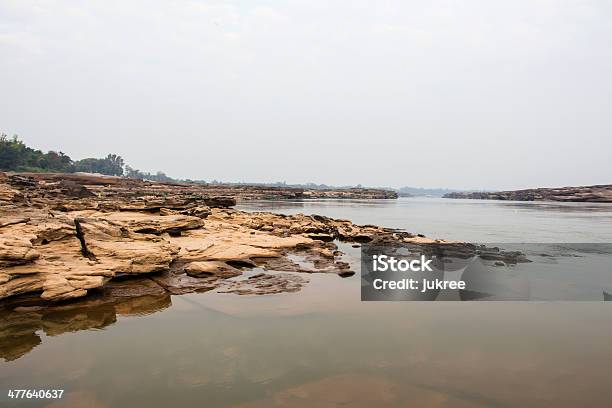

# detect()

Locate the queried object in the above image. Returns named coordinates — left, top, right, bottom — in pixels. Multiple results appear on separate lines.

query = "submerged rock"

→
left=218, top=272, right=308, bottom=295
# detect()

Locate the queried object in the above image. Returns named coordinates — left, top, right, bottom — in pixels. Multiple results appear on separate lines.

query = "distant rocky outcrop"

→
left=443, top=185, right=612, bottom=203
left=11, top=172, right=398, bottom=200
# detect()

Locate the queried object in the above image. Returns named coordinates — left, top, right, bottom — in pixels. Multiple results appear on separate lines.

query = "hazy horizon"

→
left=1, top=1, right=611, bottom=190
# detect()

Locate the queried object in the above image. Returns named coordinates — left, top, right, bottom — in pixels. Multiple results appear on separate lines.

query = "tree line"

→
left=0, top=133, right=175, bottom=181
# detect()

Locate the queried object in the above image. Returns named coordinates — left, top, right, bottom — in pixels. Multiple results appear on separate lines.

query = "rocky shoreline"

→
left=0, top=172, right=533, bottom=304
left=0, top=172, right=534, bottom=361
left=443, top=184, right=612, bottom=203
left=0, top=172, right=420, bottom=305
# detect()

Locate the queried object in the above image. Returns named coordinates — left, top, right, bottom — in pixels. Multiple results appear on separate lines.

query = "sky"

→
left=1, top=0, right=611, bottom=190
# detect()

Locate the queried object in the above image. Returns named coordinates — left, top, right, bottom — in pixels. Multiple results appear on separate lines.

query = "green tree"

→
left=0, top=134, right=74, bottom=172
left=74, top=154, right=124, bottom=176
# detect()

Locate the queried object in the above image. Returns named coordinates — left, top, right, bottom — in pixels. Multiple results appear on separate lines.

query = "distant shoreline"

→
left=443, top=184, right=612, bottom=203
left=5, top=171, right=399, bottom=200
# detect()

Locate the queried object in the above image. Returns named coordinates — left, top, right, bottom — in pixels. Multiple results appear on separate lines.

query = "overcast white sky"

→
left=1, top=0, right=611, bottom=189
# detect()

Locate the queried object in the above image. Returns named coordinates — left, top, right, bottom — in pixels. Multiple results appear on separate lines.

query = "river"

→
left=1, top=198, right=611, bottom=407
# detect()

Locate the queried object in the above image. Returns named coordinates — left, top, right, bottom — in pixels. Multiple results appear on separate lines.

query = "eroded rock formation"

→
left=443, top=184, right=612, bottom=202
left=0, top=172, right=411, bottom=304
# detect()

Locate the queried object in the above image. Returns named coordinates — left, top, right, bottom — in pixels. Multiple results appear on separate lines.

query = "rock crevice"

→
left=73, top=218, right=96, bottom=261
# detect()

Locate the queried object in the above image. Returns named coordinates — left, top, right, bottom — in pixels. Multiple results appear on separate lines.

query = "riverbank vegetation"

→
left=0, top=133, right=176, bottom=181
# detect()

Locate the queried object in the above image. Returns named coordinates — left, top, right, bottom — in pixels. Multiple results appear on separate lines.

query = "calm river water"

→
left=1, top=198, right=611, bottom=407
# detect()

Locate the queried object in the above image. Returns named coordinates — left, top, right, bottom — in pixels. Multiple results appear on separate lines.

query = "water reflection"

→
left=0, top=278, right=171, bottom=361
left=4, top=293, right=612, bottom=407
left=492, top=200, right=612, bottom=216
